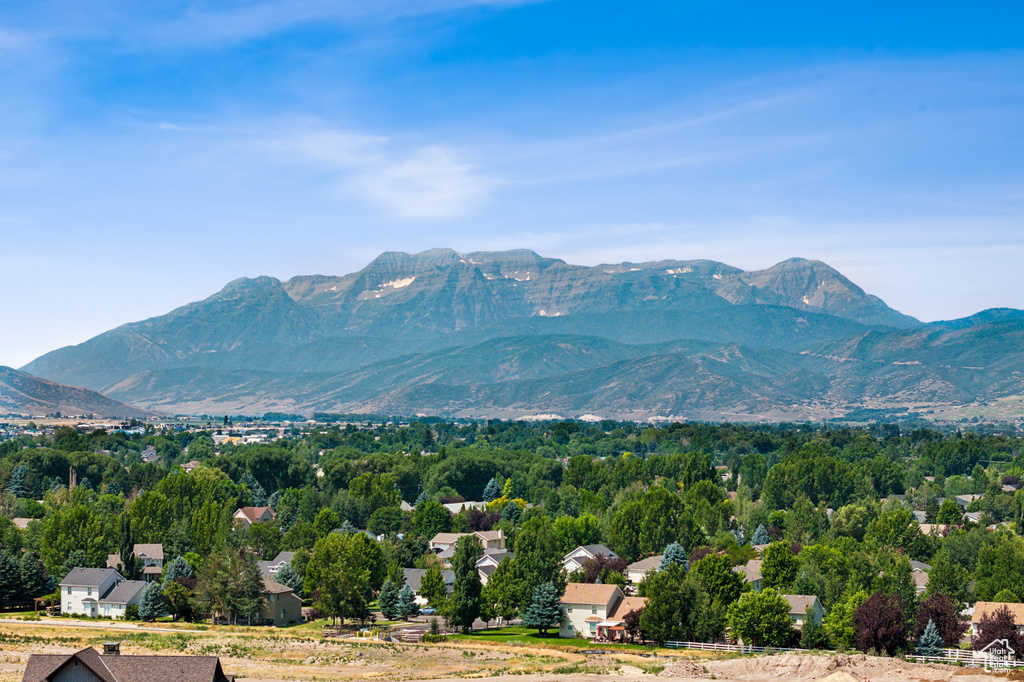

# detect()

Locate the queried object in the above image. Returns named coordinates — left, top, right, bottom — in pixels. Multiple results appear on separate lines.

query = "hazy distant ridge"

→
left=23, top=249, right=1022, bottom=420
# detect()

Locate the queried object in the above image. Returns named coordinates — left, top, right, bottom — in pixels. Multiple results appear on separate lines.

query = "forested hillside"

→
left=1, top=418, right=1023, bottom=647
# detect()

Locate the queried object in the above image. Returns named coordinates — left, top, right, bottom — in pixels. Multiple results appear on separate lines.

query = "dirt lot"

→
left=0, top=621, right=1011, bottom=682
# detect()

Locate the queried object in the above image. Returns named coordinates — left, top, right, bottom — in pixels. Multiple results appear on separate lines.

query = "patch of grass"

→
left=447, top=626, right=663, bottom=653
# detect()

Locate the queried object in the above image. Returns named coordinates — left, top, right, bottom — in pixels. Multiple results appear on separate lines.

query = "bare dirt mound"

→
left=702, top=653, right=981, bottom=682
left=660, top=661, right=712, bottom=678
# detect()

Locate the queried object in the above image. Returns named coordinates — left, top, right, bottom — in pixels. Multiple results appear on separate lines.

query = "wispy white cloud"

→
left=353, top=145, right=497, bottom=219
left=267, top=126, right=498, bottom=219
left=57, top=0, right=543, bottom=50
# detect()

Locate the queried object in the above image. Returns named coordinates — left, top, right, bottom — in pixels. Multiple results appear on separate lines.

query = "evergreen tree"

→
left=520, top=581, right=562, bottom=634
left=500, top=501, right=521, bottom=524
left=378, top=579, right=400, bottom=620
left=19, top=552, right=50, bottom=600
left=139, top=581, right=165, bottom=621
left=7, top=465, right=29, bottom=498
left=397, top=583, right=420, bottom=620
left=660, top=542, right=688, bottom=571
left=482, top=478, right=502, bottom=503
left=751, top=524, right=771, bottom=546
left=0, top=550, right=21, bottom=607
left=268, top=490, right=282, bottom=511
left=234, top=550, right=266, bottom=625
left=918, top=618, right=944, bottom=657
left=242, top=472, right=268, bottom=507
left=117, top=514, right=142, bottom=580
left=163, top=556, right=194, bottom=587
left=61, top=549, right=90, bottom=578
left=446, top=535, right=484, bottom=632
left=415, top=491, right=430, bottom=506
left=275, top=562, right=304, bottom=596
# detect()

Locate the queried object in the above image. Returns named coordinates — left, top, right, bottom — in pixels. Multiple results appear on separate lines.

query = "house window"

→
left=591, top=606, right=597, bottom=614
left=87, top=588, right=92, bottom=596
left=567, top=606, right=572, bottom=613
left=67, top=587, right=71, bottom=595
left=280, top=609, right=285, bottom=619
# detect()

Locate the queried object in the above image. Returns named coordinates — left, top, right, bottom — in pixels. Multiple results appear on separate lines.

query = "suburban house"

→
left=625, top=555, right=663, bottom=584
left=971, top=602, right=1024, bottom=636
left=910, top=561, right=931, bottom=595
left=96, top=581, right=148, bottom=619
left=23, top=645, right=234, bottom=682
left=403, top=568, right=455, bottom=605
left=734, top=559, right=763, bottom=592
left=957, top=494, right=983, bottom=510
left=105, top=544, right=164, bottom=582
left=782, top=595, right=823, bottom=629
left=258, top=551, right=295, bottom=579
left=442, top=501, right=487, bottom=515
left=182, top=460, right=202, bottom=473
left=261, top=578, right=303, bottom=626
left=428, top=530, right=506, bottom=553
left=233, top=506, right=276, bottom=528
left=475, top=550, right=513, bottom=586
left=476, top=549, right=512, bottom=570
left=11, top=518, right=32, bottom=531
left=562, top=544, right=618, bottom=574
left=559, top=583, right=646, bottom=639
left=140, top=446, right=160, bottom=463
left=59, top=568, right=146, bottom=619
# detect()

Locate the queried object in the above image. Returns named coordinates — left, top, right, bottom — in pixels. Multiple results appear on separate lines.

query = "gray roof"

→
left=566, top=544, right=616, bottom=560
left=910, top=560, right=932, bottom=572
left=269, top=551, right=295, bottom=565
left=782, top=594, right=820, bottom=615
left=24, top=648, right=233, bottom=682
left=403, top=568, right=455, bottom=593
left=102, top=581, right=147, bottom=605
left=60, top=567, right=122, bottom=588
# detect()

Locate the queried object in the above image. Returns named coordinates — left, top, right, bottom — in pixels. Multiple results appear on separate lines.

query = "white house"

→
left=98, top=580, right=148, bottom=619
left=475, top=550, right=513, bottom=586
left=625, top=555, right=663, bottom=584
left=562, top=544, right=618, bottom=574
left=59, top=568, right=146, bottom=619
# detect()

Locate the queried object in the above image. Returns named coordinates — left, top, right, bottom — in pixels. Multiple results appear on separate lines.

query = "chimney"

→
left=102, top=642, right=120, bottom=656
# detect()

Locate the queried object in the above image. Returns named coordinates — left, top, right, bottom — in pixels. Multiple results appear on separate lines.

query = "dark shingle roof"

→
left=60, top=568, right=121, bottom=588
left=24, top=648, right=234, bottom=682
left=403, top=568, right=455, bottom=593
left=102, top=581, right=147, bottom=605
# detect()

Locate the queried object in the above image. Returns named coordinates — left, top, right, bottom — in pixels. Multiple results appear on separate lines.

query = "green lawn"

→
left=447, top=626, right=662, bottom=653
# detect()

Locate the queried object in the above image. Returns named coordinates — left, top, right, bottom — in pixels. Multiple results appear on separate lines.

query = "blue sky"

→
left=2, top=0, right=1023, bottom=367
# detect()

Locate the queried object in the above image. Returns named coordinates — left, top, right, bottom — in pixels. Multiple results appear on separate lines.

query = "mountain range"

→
left=0, top=366, right=155, bottom=419
left=19, top=249, right=1024, bottom=421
